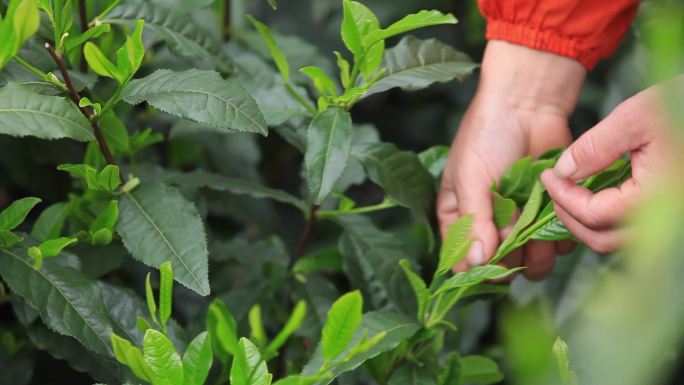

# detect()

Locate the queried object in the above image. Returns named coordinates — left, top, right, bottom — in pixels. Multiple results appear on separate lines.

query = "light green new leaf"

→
left=230, top=338, right=272, bottom=385
left=111, top=333, right=152, bottom=381
left=97, top=165, right=122, bottom=191
left=305, top=108, right=352, bottom=204
left=334, top=52, right=351, bottom=88
left=31, top=202, right=68, bottom=241
left=340, top=0, right=383, bottom=79
left=0, top=247, right=114, bottom=356
left=553, top=337, right=578, bottom=385
left=136, top=316, right=153, bottom=333
left=398, top=259, right=429, bottom=323
left=64, top=23, right=112, bottom=53
left=183, top=332, right=212, bottom=385
left=116, top=19, right=145, bottom=80
left=436, top=214, right=473, bottom=280
left=248, top=304, right=267, bottom=348
left=353, top=142, right=434, bottom=217
left=321, top=290, right=363, bottom=362
left=0, top=0, right=40, bottom=70
left=460, top=355, right=504, bottom=385
left=121, top=69, right=267, bottom=135
left=57, top=163, right=98, bottom=188
left=143, top=329, right=184, bottom=385
left=145, top=272, right=159, bottom=325
left=434, top=265, right=523, bottom=296
left=90, top=201, right=119, bottom=233
left=37, top=237, right=77, bottom=257
left=117, top=182, right=210, bottom=296
left=362, top=10, right=457, bottom=49
left=300, top=66, right=338, bottom=96
left=366, top=36, right=477, bottom=97
left=493, top=191, right=516, bottom=229
left=206, top=299, right=239, bottom=360
left=493, top=181, right=545, bottom=263
left=292, top=249, right=343, bottom=277
left=99, top=112, right=131, bottom=154
left=0, top=230, right=22, bottom=247
left=272, top=375, right=331, bottom=385
left=264, top=300, right=307, bottom=358
left=246, top=15, right=290, bottom=82
left=529, top=217, right=571, bottom=241
left=159, top=261, right=173, bottom=332
left=0, top=83, right=94, bottom=141
left=0, top=197, right=41, bottom=230
left=84, top=42, right=125, bottom=83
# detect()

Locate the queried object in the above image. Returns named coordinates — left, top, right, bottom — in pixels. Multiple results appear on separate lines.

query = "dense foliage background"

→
left=0, top=1, right=683, bottom=385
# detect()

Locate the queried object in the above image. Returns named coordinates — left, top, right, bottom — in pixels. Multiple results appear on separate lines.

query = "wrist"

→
left=477, top=40, right=586, bottom=117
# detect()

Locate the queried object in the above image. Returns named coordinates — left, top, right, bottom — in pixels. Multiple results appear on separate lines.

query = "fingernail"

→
left=554, top=151, right=577, bottom=179
left=466, top=240, right=484, bottom=266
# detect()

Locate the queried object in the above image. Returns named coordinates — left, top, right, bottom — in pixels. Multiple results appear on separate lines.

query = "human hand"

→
left=438, top=40, right=586, bottom=280
left=541, top=79, right=682, bottom=254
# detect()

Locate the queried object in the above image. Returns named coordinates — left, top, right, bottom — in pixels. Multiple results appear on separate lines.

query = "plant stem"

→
left=316, top=200, right=397, bottom=218
left=99, top=84, right=124, bottom=117
left=90, top=0, right=121, bottom=25
left=45, top=43, right=117, bottom=167
left=78, top=0, right=89, bottom=72
left=12, top=56, right=68, bottom=91
left=284, top=82, right=317, bottom=116
left=294, top=205, right=319, bottom=263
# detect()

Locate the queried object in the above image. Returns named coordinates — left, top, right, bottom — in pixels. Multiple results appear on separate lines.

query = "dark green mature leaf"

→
left=292, top=249, right=343, bottom=278
left=105, top=0, right=232, bottom=72
left=164, top=169, right=308, bottom=213
left=321, top=291, right=363, bottom=362
left=434, top=266, right=522, bottom=296
left=0, top=83, right=94, bottom=141
left=366, top=36, right=476, bottom=97
left=230, top=338, right=272, bottom=385
left=388, top=364, right=437, bottom=385
left=336, top=215, right=415, bottom=313
left=418, top=145, right=449, bottom=180
left=302, top=311, right=420, bottom=384
left=122, top=69, right=267, bottom=135
left=183, top=332, right=212, bottom=385
left=0, top=197, right=41, bottom=230
left=353, top=143, right=434, bottom=217
left=26, top=326, right=125, bottom=384
left=0, top=247, right=114, bottom=356
left=143, top=329, right=183, bottom=385
left=362, top=10, right=457, bottom=48
left=305, top=108, right=353, bottom=204
left=117, top=182, right=210, bottom=296
left=31, top=202, right=68, bottom=241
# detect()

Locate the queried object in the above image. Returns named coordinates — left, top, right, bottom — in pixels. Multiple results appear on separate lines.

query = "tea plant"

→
left=0, top=0, right=621, bottom=384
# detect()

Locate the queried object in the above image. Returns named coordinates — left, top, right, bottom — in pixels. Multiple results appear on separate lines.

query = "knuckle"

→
left=571, top=135, right=600, bottom=166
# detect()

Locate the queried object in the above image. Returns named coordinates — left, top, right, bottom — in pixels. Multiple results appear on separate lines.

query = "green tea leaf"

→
left=493, top=191, right=516, bottom=229
left=31, top=202, right=68, bottom=241
left=0, top=247, right=114, bottom=356
left=12, top=0, right=40, bottom=48
left=145, top=272, right=159, bottom=325
left=0, top=197, right=41, bottom=230
left=98, top=165, right=121, bottom=191
left=206, top=299, right=239, bottom=360
left=37, top=237, right=77, bottom=258
left=362, top=10, right=457, bottom=49
left=340, top=0, right=383, bottom=78
left=230, top=338, right=272, bottom=385
left=529, top=217, right=572, bottom=241
left=182, top=332, right=212, bottom=385
left=460, top=355, right=504, bottom=385
left=418, top=145, right=449, bottom=180
left=143, top=329, right=183, bottom=385
left=0, top=83, right=94, bottom=141
left=159, top=261, right=173, bottom=332
left=436, top=214, right=473, bottom=280
left=305, top=108, right=352, bottom=204
left=388, top=364, right=437, bottom=385
left=64, top=23, right=112, bottom=53
left=434, top=265, right=523, bottom=296
left=57, top=163, right=99, bottom=188
left=334, top=52, right=351, bottom=88
left=553, top=337, right=578, bottom=385
left=292, top=249, right=343, bottom=277
left=121, top=69, right=267, bottom=136
left=0, top=230, right=22, bottom=247
left=398, top=259, right=429, bottom=323
left=321, top=290, right=363, bottom=362
left=300, top=66, right=338, bottom=97
left=248, top=304, right=267, bottom=348
left=366, top=36, right=476, bottom=97
left=111, top=333, right=152, bottom=382
left=117, top=182, right=210, bottom=296
left=353, top=142, right=434, bottom=217
left=264, top=300, right=307, bottom=358
left=246, top=15, right=290, bottom=82
left=84, top=42, right=125, bottom=83
left=90, top=200, right=119, bottom=233
left=116, top=19, right=145, bottom=80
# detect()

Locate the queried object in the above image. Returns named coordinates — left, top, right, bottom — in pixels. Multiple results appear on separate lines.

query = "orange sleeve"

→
left=478, top=0, right=639, bottom=69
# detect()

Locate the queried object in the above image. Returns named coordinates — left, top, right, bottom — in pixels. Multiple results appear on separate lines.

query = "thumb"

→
left=554, top=106, right=646, bottom=181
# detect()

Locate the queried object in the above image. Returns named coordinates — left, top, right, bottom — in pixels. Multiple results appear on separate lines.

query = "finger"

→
left=451, top=260, right=468, bottom=273
left=523, top=241, right=556, bottom=281
left=556, top=240, right=577, bottom=255
left=541, top=170, right=639, bottom=229
left=490, top=248, right=523, bottom=283
left=553, top=105, right=647, bottom=181
left=554, top=203, right=627, bottom=254
left=498, top=207, right=520, bottom=240
left=436, top=187, right=460, bottom=241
